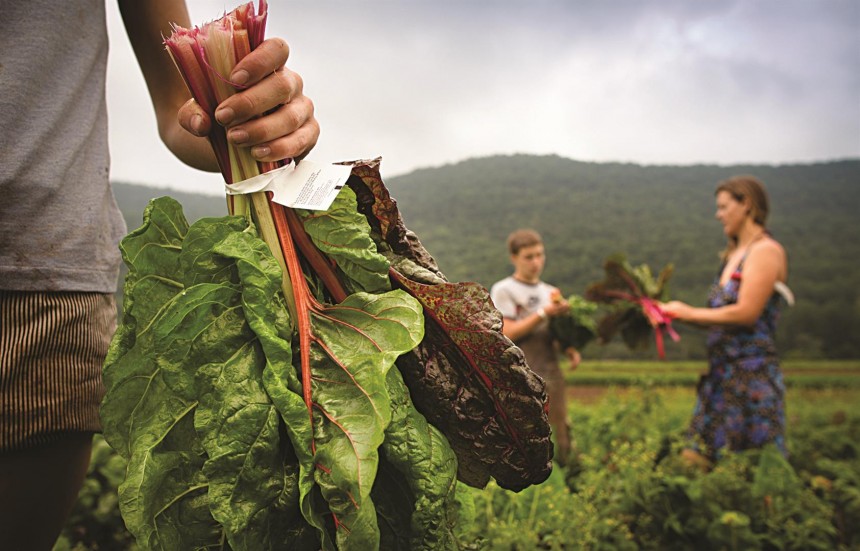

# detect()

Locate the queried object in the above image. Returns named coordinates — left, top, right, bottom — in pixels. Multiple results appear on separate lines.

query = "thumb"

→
left=178, top=98, right=212, bottom=137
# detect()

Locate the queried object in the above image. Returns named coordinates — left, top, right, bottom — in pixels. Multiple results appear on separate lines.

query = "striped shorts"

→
left=0, top=290, right=115, bottom=453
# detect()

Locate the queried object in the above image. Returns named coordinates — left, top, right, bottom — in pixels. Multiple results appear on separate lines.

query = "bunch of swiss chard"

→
left=548, top=293, right=598, bottom=351
left=100, top=3, right=552, bottom=550
left=584, top=253, right=679, bottom=359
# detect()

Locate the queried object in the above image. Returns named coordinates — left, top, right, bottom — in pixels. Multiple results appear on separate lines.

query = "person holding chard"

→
left=491, top=229, right=581, bottom=466
left=0, top=1, right=319, bottom=548
left=661, top=175, right=791, bottom=467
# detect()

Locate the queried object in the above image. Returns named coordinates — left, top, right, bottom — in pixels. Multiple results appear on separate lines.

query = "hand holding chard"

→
left=164, top=1, right=297, bottom=314
left=101, top=3, right=552, bottom=550
left=585, top=253, right=680, bottom=359
left=167, top=2, right=316, bottom=166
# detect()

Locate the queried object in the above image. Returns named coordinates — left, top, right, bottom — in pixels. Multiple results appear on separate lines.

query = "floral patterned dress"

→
left=688, top=256, right=787, bottom=458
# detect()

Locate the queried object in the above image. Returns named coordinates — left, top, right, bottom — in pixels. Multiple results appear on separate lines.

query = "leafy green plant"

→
left=101, top=4, right=553, bottom=548
left=461, top=387, right=856, bottom=549
left=67, top=378, right=859, bottom=549
left=100, top=197, right=464, bottom=549
left=585, top=254, right=679, bottom=359
left=549, top=294, right=598, bottom=351
left=101, top=156, right=555, bottom=548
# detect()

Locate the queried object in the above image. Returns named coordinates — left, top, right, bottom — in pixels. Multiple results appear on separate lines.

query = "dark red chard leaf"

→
left=342, top=158, right=553, bottom=491
left=391, top=273, right=553, bottom=491
left=342, top=158, right=446, bottom=279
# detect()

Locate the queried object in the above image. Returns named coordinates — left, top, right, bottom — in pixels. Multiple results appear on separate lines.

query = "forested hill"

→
left=113, top=155, right=860, bottom=359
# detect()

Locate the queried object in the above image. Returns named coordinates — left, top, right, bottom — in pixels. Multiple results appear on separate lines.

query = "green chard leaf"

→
left=294, top=186, right=392, bottom=295
left=103, top=197, right=187, bottom=413
left=374, top=368, right=462, bottom=550
left=299, top=289, right=425, bottom=551
left=549, top=294, right=599, bottom=351
left=101, top=198, right=226, bottom=549
left=102, top=185, right=476, bottom=550
left=102, top=202, right=318, bottom=550
left=199, top=228, right=318, bottom=550
left=284, top=181, right=471, bottom=548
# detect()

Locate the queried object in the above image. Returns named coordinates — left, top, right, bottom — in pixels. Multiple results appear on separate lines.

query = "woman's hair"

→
left=506, top=228, right=543, bottom=255
left=716, top=175, right=769, bottom=226
left=716, top=175, right=770, bottom=259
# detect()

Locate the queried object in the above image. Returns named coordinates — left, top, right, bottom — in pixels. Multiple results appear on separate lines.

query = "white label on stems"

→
left=225, top=160, right=353, bottom=211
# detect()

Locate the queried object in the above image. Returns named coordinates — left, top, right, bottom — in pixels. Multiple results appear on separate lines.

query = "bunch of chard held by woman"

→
left=99, top=3, right=552, bottom=550
left=584, top=253, right=680, bottom=360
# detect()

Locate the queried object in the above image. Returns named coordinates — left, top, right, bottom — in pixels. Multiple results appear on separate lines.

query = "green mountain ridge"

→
left=113, top=154, right=860, bottom=359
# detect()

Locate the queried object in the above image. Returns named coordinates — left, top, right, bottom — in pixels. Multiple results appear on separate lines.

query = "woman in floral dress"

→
left=662, top=176, right=790, bottom=465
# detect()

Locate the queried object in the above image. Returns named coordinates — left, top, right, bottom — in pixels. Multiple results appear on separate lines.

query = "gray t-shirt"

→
left=0, top=0, right=127, bottom=292
left=490, top=277, right=559, bottom=377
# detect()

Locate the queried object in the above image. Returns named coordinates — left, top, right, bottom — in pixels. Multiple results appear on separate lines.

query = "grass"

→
left=564, top=359, right=860, bottom=388
left=568, top=385, right=859, bottom=421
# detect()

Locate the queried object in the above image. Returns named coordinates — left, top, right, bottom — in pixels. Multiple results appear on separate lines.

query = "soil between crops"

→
left=567, top=386, right=610, bottom=405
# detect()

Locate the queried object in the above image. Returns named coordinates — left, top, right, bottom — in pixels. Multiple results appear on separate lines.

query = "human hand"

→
left=179, top=38, right=319, bottom=162
left=544, top=289, right=570, bottom=318
left=543, top=299, right=570, bottom=318
left=659, top=300, right=692, bottom=322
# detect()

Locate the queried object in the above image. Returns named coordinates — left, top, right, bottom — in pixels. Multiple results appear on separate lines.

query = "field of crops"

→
left=56, top=361, right=860, bottom=550
left=461, top=360, right=860, bottom=550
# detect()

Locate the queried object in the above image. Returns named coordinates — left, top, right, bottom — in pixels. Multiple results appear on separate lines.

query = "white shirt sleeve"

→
left=490, top=282, right=518, bottom=319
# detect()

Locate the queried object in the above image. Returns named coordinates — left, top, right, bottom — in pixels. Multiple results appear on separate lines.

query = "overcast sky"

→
left=105, top=0, right=860, bottom=196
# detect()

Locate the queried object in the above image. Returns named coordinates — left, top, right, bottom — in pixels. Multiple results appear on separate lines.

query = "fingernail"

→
left=231, top=70, right=249, bottom=86
left=215, top=107, right=235, bottom=126
left=252, top=145, right=271, bottom=159
left=229, top=129, right=249, bottom=144
left=190, top=114, right=204, bottom=135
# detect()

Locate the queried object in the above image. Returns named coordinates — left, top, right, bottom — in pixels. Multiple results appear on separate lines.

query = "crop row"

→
left=56, top=383, right=859, bottom=550
left=460, top=386, right=859, bottom=549
left=565, top=359, right=860, bottom=389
